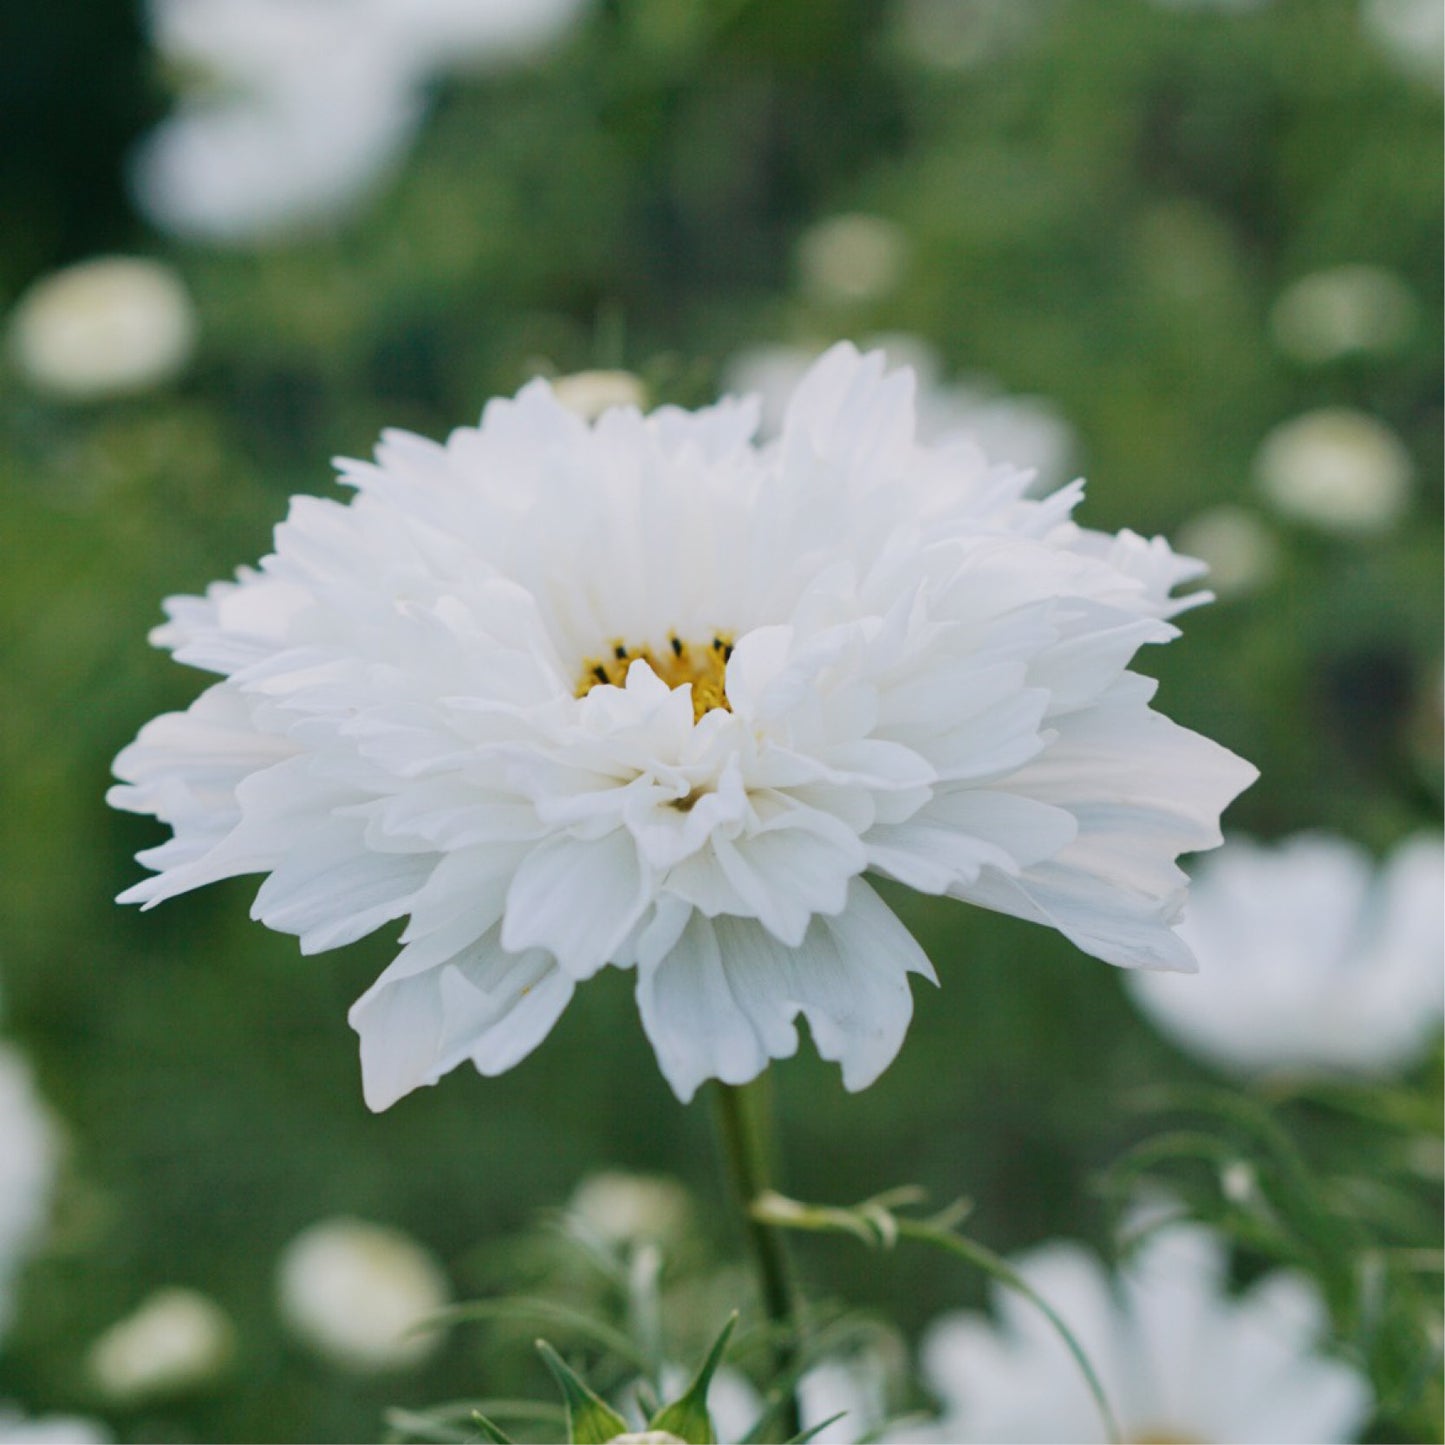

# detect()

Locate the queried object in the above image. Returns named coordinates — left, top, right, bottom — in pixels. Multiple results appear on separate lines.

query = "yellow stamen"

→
left=577, top=633, right=734, bottom=722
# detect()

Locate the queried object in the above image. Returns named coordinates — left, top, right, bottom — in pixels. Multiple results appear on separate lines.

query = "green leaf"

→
left=536, top=1338, right=632, bottom=1445
left=785, top=1412, right=847, bottom=1443
left=384, top=1400, right=564, bottom=1444
left=469, top=1412, right=517, bottom=1445
left=649, top=1312, right=738, bottom=1444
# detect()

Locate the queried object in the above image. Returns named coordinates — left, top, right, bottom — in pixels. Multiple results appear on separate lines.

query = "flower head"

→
left=275, top=1217, right=451, bottom=1371
left=131, top=0, right=590, bottom=242
left=904, top=1225, right=1371, bottom=1443
left=1254, top=409, right=1413, bottom=535
left=1127, top=832, right=1444, bottom=1077
left=110, top=344, right=1255, bottom=1108
left=0, top=1046, right=58, bottom=1339
left=87, top=1288, right=235, bottom=1404
left=6, top=257, right=195, bottom=402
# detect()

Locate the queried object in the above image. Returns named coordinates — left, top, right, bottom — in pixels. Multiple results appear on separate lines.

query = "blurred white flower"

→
left=567, top=1172, right=691, bottom=1249
left=796, top=215, right=909, bottom=305
left=550, top=371, right=649, bottom=422
left=133, top=74, right=426, bottom=246
left=1254, top=409, right=1413, bottom=534
left=131, top=0, right=590, bottom=242
left=725, top=338, right=1077, bottom=493
left=904, top=1225, right=1371, bottom=1443
left=797, top=1353, right=891, bottom=1444
left=1361, top=0, right=1445, bottom=87
left=0, top=1410, right=110, bottom=1445
left=110, top=344, right=1253, bottom=1109
left=1127, top=833, right=1445, bottom=1077
left=87, top=1288, right=234, bottom=1403
left=1174, top=505, right=1279, bottom=599
left=276, top=1217, right=450, bottom=1371
left=1269, top=265, right=1418, bottom=365
left=6, top=257, right=196, bottom=402
left=0, top=1048, right=58, bottom=1339
left=892, top=0, right=1049, bottom=71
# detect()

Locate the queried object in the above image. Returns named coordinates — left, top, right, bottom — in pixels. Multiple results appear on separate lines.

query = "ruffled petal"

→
left=349, top=931, right=573, bottom=1111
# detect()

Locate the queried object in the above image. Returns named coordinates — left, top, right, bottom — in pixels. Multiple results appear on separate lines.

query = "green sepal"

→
left=535, top=1338, right=632, bottom=1445
left=648, top=1311, right=737, bottom=1444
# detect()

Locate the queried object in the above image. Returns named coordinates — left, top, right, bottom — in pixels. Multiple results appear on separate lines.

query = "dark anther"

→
left=670, top=636, right=684, bottom=657
left=722, top=643, right=734, bottom=661
left=592, top=664, right=609, bottom=684
left=713, top=636, right=725, bottom=652
left=613, top=644, right=628, bottom=660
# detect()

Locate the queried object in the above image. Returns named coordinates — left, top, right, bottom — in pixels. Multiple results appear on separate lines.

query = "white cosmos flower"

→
left=1254, top=409, right=1413, bottom=535
left=6, top=257, right=196, bottom=402
left=87, top=1288, right=235, bottom=1404
left=1127, top=833, right=1444, bottom=1077
left=1269, top=265, right=1418, bottom=365
left=901, top=1225, right=1371, bottom=1444
left=132, top=0, right=588, bottom=242
left=1172, top=506, right=1279, bottom=600
left=1361, top=0, right=1445, bottom=87
left=0, top=1410, right=110, bottom=1445
left=0, top=1046, right=59, bottom=1339
left=567, top=1171, right=692, bottom=1249
left=109, top=343, right=1255, bottom=1109
left=276, top=1217, right=450, bottom=1371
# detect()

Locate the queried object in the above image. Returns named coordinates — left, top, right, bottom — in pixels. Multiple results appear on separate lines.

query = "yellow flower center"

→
left=577, top=634, right=734, bottom=722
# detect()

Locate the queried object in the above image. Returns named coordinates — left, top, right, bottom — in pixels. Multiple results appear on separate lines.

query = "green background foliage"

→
left=0, top=1, right=1439, bottom=1441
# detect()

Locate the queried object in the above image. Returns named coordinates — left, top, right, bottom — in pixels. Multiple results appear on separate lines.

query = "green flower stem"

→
left=711, top=1078, right=803, bottom=1442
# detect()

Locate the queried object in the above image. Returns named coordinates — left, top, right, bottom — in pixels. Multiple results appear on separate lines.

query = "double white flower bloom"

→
left=110, top=345, right=1255, bottom=1109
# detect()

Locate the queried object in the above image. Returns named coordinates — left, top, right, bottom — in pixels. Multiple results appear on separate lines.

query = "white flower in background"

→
left=87, top=1287, right=234, bottom=1403
left=109, top=343, right=1254, bottom=1109
left=724, top=338, right=1077, bottom=494
left=133, top=71, right=426, bottom=246
left=0, top=1410, right=110, bottom=1445
left=1126, top=833, right=1444, bottom=1077
left=131, top=0, right=590, bottom=242
left=1269, top=265, right=1418, bottom=365
left=1173, top=506, right=1279, bottom=600
left=797, top=1353, right=891, bottom=1444
left=796, top=214, right=910, bottom=306
left=905, top=1225, right=1371, bottom=1444
left=276, top=1217, right=450, bottom=1371
left=891, top=0, right=1049, bottom=72
left=1254, top=409, right=1413, bottom=535
left=550, top=371, right=649, bottom=422
left=0, top=1047, right=58, bottom=1340
left=6, top=257, right=196, bottom=402
left=1361, top=0, right=1445, bottom=87
left=567, top=1172, right=692, bottom=1249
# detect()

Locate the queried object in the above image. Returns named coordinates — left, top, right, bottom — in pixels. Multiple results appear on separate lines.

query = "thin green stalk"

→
left=712, top=1079, right=803, bottom=1442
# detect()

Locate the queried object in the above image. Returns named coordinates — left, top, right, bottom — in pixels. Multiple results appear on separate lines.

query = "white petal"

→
left=634, top=911, right=782, bottom=1102
left=723, top=878, right=936, bottom=1091
left=866, top=790, right=1078, bottom=893
left=250, top=822, right=435, bottom=954
left=501, top=831, right=652, bottom=979
left=349, top=931, right=572, bottom=1111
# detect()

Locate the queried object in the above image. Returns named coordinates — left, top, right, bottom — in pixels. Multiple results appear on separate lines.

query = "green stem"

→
left=711, top=1079, right=803, bottom=1442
